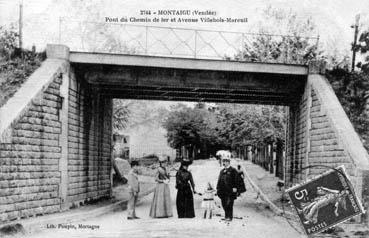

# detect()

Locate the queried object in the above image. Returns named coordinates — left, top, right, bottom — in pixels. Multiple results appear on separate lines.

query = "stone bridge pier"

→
left=0, top=44, right=368, bottom=223
left=0, top=45, right=113, bottom=222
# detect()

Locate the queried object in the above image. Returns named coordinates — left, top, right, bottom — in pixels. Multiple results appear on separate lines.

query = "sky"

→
left=0, top=0, right=368, bottom=61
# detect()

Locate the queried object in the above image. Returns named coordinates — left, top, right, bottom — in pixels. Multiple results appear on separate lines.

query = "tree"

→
left=112, top=99, right=131, bottom=132
left=162, top=103, right=287, bottom=159
left=113, top=99, right=170, bottom=134
left=236, top=6, right=321, bottom=64
left=325, top=25, right=369, bottom=152
left=230, top=6, right=320, bottom=152
left=0, top=27, right=45, bottom=107
left=357, top=29, right=369, bottom=72
left=163, top=106, right=203, bottom=149
left=162, top=104, right=222, bottom=159
left=214, top=104, right=286, bottom=148
left=327, top=67, right=369, bottom=151
left=0, top=26, right=18, bottom=61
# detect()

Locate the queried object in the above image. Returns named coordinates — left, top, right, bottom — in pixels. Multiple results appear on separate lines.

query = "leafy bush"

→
left=0, top=26, right=18, bottom=61
left=326, top=68, right=369, bottom=151
left=0, top=27, right=45, bottom=108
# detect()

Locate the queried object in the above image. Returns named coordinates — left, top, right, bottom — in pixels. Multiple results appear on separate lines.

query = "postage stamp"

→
left=286, top=166, right=364, bottom=235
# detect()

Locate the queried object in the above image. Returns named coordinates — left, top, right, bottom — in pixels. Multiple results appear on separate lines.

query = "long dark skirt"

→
left=176, top=186, right=195, bottom=218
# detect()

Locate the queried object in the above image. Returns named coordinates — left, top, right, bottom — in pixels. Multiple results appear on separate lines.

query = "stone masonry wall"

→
left=285, top=74, right=369, bottom=222
left=67, top=68, right=112, bottom=207
left=285, top=105, right=295, bottom=185
left=308, top=88, right=354, bottom=176
left=286, top=85, right=308, bottom=185
left=286, top=83, right=359, bottom=184
left=0, top=61, right=113, bottom=223
left=286, top=86, right=356, bottom=186
left=0, top=74, right=63, bottom=223
left=363, top=170, right=369, bottom=222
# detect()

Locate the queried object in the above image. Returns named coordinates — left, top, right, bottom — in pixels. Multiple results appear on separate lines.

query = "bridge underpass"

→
left=0, top=44, right=368, bottom=223
left=76, top=61, right=306, bottom=105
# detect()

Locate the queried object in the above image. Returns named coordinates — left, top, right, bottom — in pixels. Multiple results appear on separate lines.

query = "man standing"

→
left=216, top=157, right=238, bottom=221
left=127, top=160, right=140, bottom=220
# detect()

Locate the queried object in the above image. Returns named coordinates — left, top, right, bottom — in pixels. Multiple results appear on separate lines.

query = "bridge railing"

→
left=59, top=18, right=319, bottom=64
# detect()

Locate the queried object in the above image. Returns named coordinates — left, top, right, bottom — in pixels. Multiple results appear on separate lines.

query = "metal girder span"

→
left=101, top=88, right=298, bottom=105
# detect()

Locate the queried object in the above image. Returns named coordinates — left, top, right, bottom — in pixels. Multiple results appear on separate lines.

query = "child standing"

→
left=127, top=160, right=140, bottom=220
left=201, top=182, right=216, bottom=219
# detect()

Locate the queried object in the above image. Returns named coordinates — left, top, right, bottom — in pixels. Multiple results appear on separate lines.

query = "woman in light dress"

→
left=149, top=157, right=173, bottom=218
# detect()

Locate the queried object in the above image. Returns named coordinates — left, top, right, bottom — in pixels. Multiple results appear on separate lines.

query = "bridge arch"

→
left=0, top=44, right=367, bottom=223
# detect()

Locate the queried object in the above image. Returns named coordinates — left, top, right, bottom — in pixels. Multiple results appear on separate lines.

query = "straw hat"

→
left=158, top=155, right=167, bottom=162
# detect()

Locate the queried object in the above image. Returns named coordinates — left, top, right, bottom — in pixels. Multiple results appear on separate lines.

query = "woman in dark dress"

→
left=175, top=160, right=196, bottom=218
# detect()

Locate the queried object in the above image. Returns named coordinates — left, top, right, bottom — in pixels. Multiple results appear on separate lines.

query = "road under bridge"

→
left=0, top=44, right=368, bottom=223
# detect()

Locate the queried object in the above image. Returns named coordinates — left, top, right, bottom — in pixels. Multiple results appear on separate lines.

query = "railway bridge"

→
left=0, top=26, right=368, bottom=223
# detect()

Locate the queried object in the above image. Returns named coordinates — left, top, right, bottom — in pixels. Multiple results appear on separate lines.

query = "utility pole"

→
left=19, top=0, right=23, bottom=49
left=351, top=14, right=360, bottom=72
left=19, top=0, right=23, bottom=60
